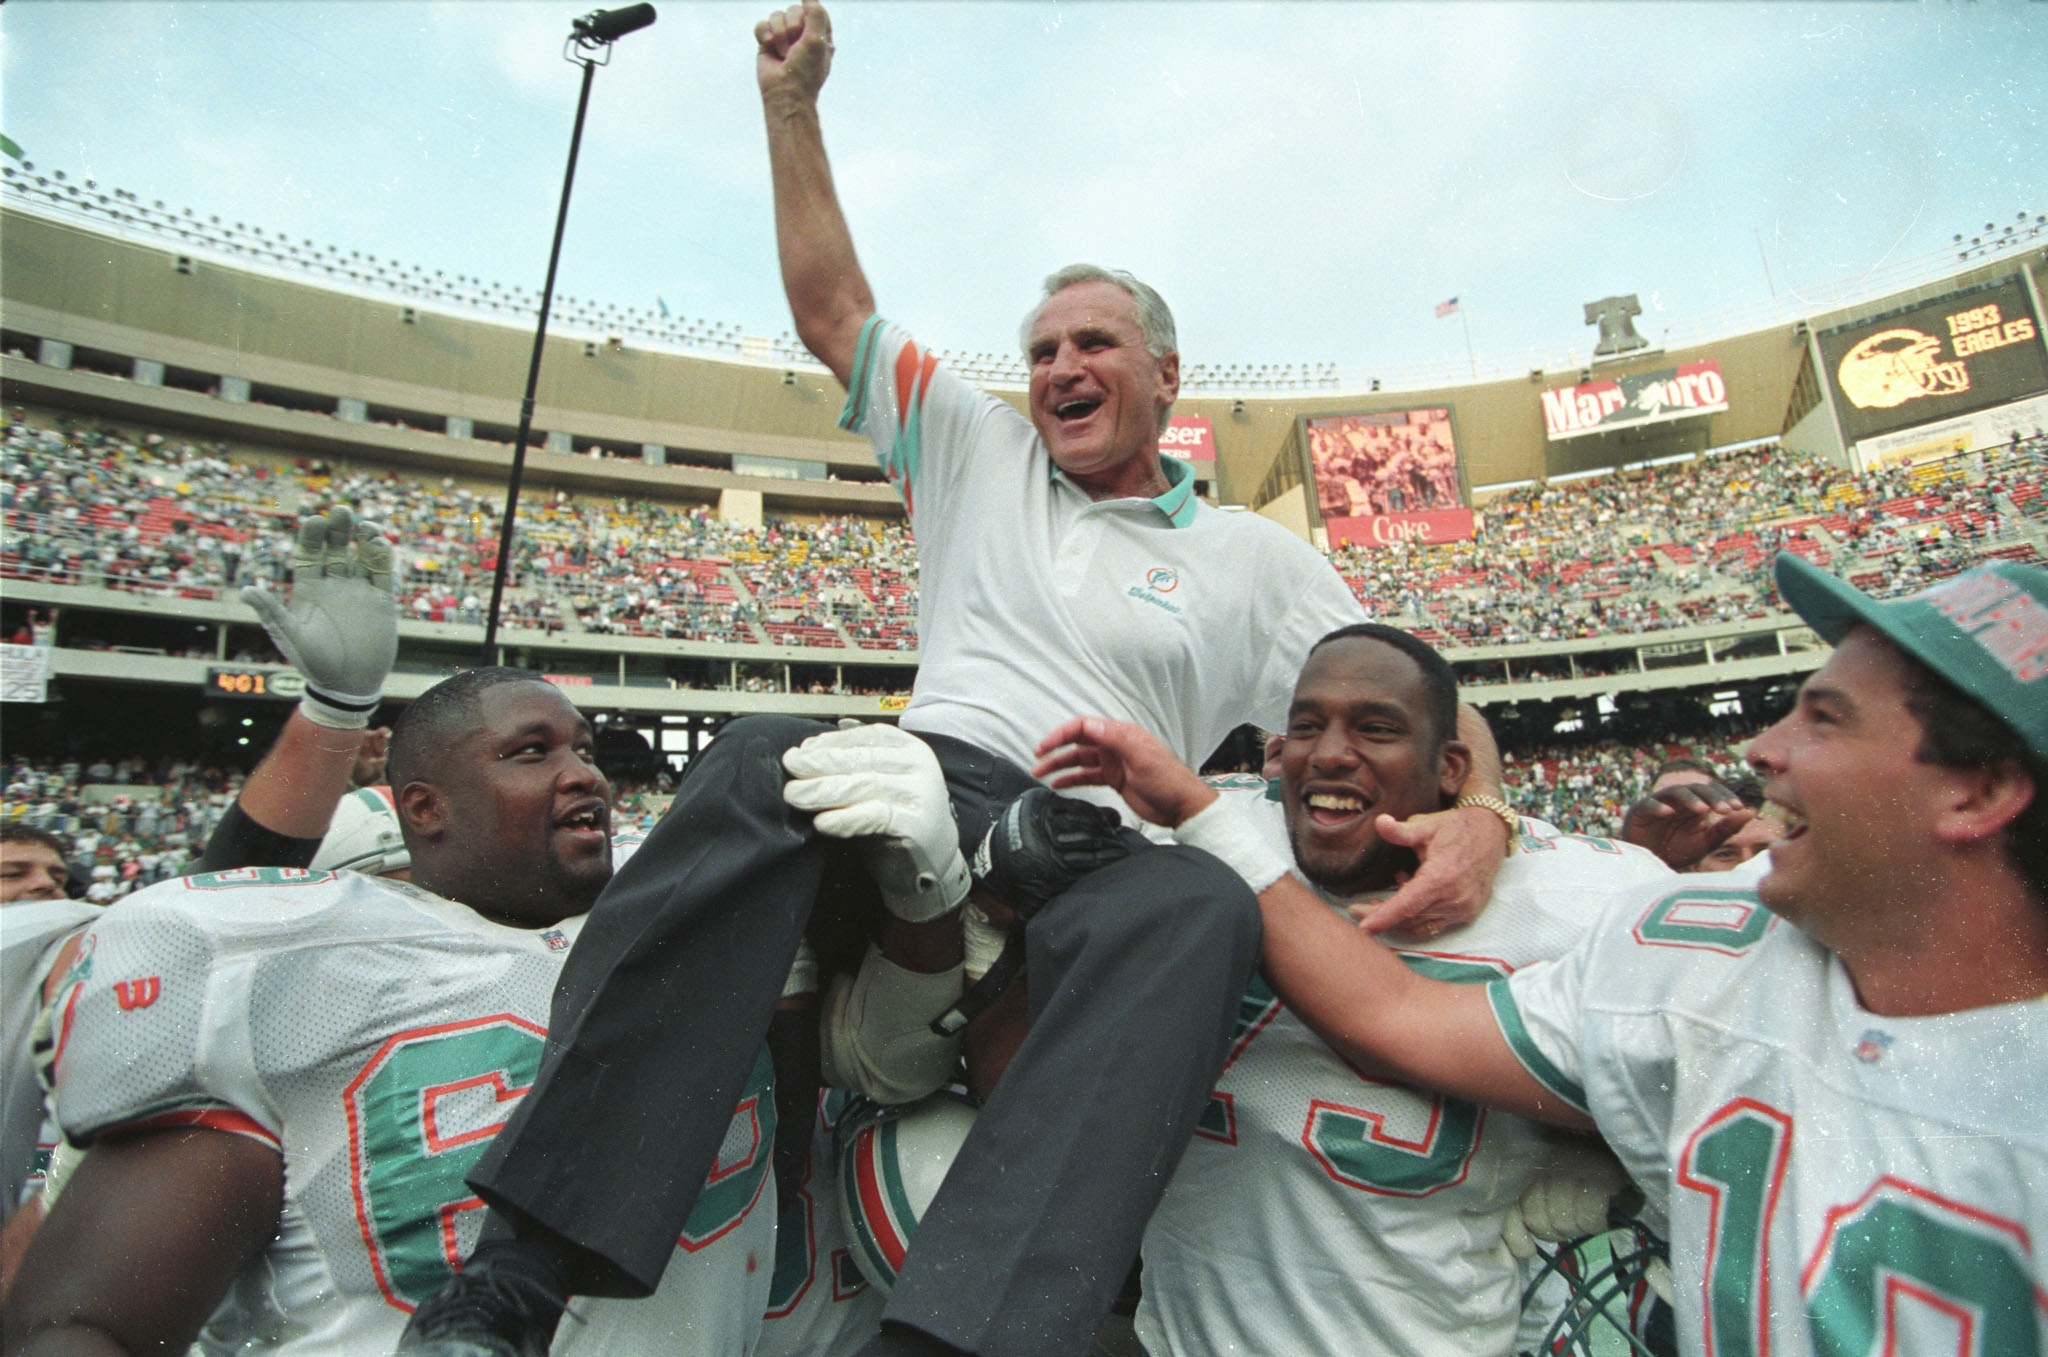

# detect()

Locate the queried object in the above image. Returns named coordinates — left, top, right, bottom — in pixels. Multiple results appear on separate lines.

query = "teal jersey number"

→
left=1806, top=1181, right=2042, bottom=1357
left=1208, top=957, right=1500, bottom=1197
left=1678, top=1100, right=2034, bottom=1356
left=345, top=1016, right=546, bottom=1311
left=678, top=1046, right=776, bottom=1250
left=1677, top=1098, right=1791, bottom=1357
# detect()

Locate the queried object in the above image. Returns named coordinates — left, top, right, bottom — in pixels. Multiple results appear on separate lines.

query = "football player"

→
left=1036, top=554, right=2048, bottom=1356
left=0, top=827, right=72, bottom=907
left=0, top=826, right=95, bottom=1295
left=3, top=670, right=776, bottom=1356
left=1043, top=624, right=1675, bottom=1355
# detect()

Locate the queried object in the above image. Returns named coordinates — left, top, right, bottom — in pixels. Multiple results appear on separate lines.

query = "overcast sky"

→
left=5, top=1, right=2043, bottom=380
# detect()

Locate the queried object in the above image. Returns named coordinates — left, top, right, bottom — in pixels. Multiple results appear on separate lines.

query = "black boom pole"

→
left=481, top=3, right=656, bottom=662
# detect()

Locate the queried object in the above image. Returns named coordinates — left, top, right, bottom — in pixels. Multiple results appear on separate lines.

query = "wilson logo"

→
left=113, top=977, right=162, bottom=1011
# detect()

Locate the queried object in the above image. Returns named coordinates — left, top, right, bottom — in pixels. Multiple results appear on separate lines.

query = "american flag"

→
left=1435, top=297, right=1461, bottom=319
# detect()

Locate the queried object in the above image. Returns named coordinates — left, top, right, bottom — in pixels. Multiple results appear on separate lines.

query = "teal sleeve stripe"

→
left=1486, top=977, right=1589, bottom=1116
left=838, top=314, right=886, bottom=434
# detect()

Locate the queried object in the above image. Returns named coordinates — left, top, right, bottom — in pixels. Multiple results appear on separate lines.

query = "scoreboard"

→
left=205, top=668, right=306, bottom=701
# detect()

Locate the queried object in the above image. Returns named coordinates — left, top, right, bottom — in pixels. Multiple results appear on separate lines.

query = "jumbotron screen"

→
left=1305, top=408, right=1464, bottom=522
left=1818, top=274, right=2048, bottom=443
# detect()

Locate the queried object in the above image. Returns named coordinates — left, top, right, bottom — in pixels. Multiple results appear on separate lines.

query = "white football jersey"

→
left=1136, top=788, right=1673, bottom=1357
left=1495, top=877, right=2048, bottom=1356
left=45, top=865, right=774, bottom=1357
left=755, top=1089, right=887, bottom=1357
left=2, top=898, right=97, bottom=1213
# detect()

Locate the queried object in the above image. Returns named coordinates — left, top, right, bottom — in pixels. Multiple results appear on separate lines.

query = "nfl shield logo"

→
left=540, top=929, right=570, bottom=952
left=1853, top=1029, right=1893, bottom=1064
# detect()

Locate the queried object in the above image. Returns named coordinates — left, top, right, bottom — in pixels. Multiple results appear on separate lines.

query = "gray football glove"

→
left=241, top=507, right=398, bottom=729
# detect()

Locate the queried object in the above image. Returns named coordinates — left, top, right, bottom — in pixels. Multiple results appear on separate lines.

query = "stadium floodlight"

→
left=482, top=1, right=658, bottom=660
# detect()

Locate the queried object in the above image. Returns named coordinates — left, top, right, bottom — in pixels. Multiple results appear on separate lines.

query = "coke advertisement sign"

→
left=1157, top=415, right=1215, bottom=462
left=1325, top=507, right=1476, bottom=548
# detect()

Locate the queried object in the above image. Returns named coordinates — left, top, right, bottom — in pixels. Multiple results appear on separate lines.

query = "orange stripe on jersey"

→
left=916, top=349, right=939, bottom=409
left=43, top=933, right=87, bottom=1006
left=48, top=980, right=84, bottom=1077
left=124, top=1107, right=281, bottom=1150
left=893, top=340, right=926, bottom=432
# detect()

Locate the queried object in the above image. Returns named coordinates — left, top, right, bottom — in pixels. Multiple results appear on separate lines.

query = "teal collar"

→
left=1053, top=452, right=1198, bottom=529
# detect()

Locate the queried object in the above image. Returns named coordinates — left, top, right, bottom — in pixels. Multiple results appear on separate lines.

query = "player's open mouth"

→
left=1304, top=789, right=1369, bottom=829
left=555, top=804, right=608, bottom=842
left=1054, top=399, right=1101, bottom=422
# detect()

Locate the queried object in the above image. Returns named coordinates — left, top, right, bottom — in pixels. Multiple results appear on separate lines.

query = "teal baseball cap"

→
left=1773, top=552, right=2048, bottom=760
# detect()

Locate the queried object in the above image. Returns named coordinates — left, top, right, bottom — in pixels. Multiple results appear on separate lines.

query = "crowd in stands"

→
left=5, top=412, right=2043, bottom=661
left=0, top=750, right=680, bottom=899
left=1, top=754, right=244, bottom=903
left=1332, top=437, right=2045, bottom=647
left=1499, top=735, right=1759, bottom=838
left=1, top=725, right=1766, bottom=895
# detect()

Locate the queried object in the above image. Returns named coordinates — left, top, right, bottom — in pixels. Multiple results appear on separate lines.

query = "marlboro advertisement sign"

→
left=1540, top=360, right=1729, bottom=441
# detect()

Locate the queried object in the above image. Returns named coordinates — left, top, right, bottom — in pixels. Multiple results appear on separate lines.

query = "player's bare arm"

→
left=2, top=1127, right=284, bottom=1357
left=1035, top=715, right=1590, bottom=1130
left=758, top=0, right=873, bottom=388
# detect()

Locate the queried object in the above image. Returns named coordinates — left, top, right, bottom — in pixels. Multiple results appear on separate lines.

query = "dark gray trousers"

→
left=469, top=716, right=1261, bottom=1357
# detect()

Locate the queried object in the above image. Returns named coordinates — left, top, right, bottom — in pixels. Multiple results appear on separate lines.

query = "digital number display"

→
left=205, top=668, right=304, bottom=700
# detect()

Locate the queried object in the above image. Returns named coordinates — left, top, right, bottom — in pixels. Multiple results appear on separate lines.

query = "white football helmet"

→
left=835, top=1090, right=978, bottom=1296
left=311, top=786, right=410, bottom=877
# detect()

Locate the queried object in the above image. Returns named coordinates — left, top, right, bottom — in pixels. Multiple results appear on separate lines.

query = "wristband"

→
left=299, top=686, right=380, bottom=731
left=1171, top=796, right=1291, bottom=893
left=781, top=938, right=820, bottom=999
left=961, top=903, right=1008, bottom=979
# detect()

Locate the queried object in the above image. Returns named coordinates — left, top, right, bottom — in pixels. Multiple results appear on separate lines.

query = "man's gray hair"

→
left=1020, top=264, right=1179, bottom=360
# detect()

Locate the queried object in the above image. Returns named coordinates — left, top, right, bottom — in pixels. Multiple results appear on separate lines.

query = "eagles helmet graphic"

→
left=1836, top=327, right=1970, bottom=409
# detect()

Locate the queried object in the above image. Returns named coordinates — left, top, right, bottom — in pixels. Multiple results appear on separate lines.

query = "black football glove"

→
left=932, top=789, right=1131, bottom=1038
left=969, top=787, right=1130, bottom=921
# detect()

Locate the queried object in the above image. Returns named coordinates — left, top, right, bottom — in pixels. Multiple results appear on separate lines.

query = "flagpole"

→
left=1460, top=304, right=1477, bottom=379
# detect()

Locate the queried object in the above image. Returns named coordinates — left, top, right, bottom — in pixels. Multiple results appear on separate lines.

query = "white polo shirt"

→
left=841, top=316, right=1365, bottom=770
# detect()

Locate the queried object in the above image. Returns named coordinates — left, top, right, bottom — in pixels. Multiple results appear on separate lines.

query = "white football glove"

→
left=1502, top=1146, right=1630, bottom=1260
left=241, top=507, right=399, bottom=729
left=782, top=722, right=971, bottom=922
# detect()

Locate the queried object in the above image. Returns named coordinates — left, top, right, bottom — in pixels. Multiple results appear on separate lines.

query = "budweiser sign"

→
left=1324, top=507, right=1476, bottom=547
left=1540, top=360, right=1729, bottom=441
left=1158, top=415, right=1215, bottom=462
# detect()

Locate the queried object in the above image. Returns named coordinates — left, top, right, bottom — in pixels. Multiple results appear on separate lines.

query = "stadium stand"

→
left=4, top=188, right=2046, bottom=813
left=10, top=414, right=2039, bottom=657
